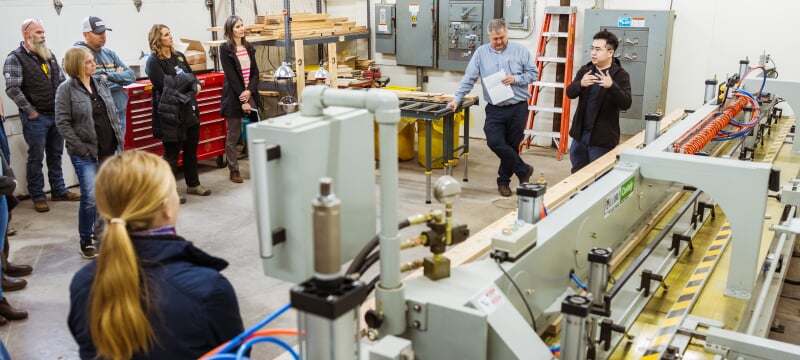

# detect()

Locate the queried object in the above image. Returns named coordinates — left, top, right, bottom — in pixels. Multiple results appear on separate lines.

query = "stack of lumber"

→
left=337, top=64, right=354, bottom=78
left=248, top=12, right=367, bottom=39
left=355, top=59, right=375, bottom=70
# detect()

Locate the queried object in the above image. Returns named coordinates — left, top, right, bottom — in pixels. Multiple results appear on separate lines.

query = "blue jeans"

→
left=0, top=195, right=7, bottom=300
left=484, top=102, right=531, bottom=185
left=69, top=155, right=97, bottom=244
left=18, top=112, right=67, bottom=201
left=569, top=131, right=613, bottom=173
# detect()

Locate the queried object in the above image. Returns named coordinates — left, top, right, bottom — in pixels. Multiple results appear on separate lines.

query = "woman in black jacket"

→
left=219, top=15, right=262, bottom=183
left=145, top=24, right=210, bottom=200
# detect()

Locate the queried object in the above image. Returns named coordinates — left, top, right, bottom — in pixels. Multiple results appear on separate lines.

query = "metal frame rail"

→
left=398, top=97, right=478, bottom=203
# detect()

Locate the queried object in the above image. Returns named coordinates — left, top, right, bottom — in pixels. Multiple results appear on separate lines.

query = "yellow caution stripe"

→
left=762, top=118, right=793, bottom=164
left=641, top=223, right=731, bottom=359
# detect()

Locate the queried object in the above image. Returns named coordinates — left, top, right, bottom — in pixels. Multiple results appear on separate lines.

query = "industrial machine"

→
left=245, top=56, right=800, bottom=359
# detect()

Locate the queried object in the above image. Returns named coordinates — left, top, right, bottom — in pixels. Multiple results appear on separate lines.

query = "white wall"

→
left=324, top=0, right=800, bottom=138
left=1, top=0, right=797, bottom=174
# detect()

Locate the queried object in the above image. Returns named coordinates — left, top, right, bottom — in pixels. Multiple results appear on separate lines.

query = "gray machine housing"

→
left=583, top=9, right=675, bottom=134
left=246, top=107, right=377, bottom=283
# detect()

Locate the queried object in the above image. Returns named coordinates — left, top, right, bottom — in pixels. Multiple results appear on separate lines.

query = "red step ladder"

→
left=520, top=6, right=577, bottom=160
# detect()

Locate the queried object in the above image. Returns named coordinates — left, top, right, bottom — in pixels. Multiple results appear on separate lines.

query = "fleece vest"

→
left=10, top=46, right=62, bottom=115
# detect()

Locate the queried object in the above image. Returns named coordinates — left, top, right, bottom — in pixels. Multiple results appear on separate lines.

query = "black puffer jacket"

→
left=566, top=58, right=632, bottom=149
left=156, top=73, right=200, bottom=142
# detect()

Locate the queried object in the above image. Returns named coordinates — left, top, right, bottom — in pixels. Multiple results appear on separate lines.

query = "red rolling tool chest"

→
left=123, top=72, right=227, bottom=167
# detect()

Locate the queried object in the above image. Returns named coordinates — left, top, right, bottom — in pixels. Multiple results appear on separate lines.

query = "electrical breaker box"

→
left=503, top=0, right=525, bottom=25
left=583, top=10, right=675, bottom=135
left=375, top=3, right=396, bottom=54
left=396, top=0, right=437, bottom=67
left=437, top=0, right=499, bottom=71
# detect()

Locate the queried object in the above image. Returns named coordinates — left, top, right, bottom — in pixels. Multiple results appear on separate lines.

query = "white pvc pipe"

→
left=302, top=85, right=406, bottom=335
left=249, top=139, right=273, bottom=258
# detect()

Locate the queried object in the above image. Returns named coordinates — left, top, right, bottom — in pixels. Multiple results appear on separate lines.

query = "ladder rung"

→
left=544, top=6, right=577, bottom=15
left=529, top=106, right=563, bottom=114
left=533, top=81, right=564, bottom=88
left=524, top=130, right=562, bottom=138
left=538, top=56, right=567, bottom=63
left=542, top=32, right=569, bottom=38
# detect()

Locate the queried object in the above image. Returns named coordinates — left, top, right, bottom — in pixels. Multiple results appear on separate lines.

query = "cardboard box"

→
left=178, top=38, right=208, bottom=72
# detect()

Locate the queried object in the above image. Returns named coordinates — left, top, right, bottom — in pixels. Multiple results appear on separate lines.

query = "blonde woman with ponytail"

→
left=67, top=150, right=244, bottom=359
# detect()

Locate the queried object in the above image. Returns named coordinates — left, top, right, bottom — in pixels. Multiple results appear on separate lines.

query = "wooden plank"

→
left=327, top=43, right=338, bottom=88
left=294, top=39, right=305, bottom=101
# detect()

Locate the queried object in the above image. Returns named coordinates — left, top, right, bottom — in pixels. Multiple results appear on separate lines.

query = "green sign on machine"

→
left=604, top=176, right=635, bottom=218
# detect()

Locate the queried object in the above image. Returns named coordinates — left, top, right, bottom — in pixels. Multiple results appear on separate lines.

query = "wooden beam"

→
left=294, top=39, right=305, bottom=101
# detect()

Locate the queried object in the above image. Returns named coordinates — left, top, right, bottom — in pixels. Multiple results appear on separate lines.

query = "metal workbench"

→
left=399, top=97, right=479, bottom=203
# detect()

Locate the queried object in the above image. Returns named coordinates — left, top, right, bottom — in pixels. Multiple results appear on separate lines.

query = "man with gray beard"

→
left=3, top=18, right=80, bottom=213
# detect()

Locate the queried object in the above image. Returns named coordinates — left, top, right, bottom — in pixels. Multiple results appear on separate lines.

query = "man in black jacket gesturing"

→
left=565, top=30, right=632, bottom=173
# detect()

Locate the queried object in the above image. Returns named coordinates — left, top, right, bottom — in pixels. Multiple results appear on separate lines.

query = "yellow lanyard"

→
left=41, top=62, right=49, bottom=76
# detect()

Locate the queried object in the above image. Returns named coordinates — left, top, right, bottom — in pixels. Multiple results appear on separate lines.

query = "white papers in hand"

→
left=483, top=70, right=514, bottom=104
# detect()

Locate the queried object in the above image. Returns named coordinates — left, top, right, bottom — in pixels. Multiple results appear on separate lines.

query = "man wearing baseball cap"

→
left=76, top=16, right=135, bottom=136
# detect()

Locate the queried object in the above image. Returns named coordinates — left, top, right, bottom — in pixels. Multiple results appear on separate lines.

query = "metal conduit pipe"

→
left=746, top=206, right=796, bottom=335
left=605, top=190, right=702, bottom=301
left=301, top=85, right=406, bottom=335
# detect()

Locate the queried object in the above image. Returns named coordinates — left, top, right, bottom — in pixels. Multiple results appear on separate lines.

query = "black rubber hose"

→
left=357, top=251, right=381, bottom=277
left=346, top=219, right=412, bottom=276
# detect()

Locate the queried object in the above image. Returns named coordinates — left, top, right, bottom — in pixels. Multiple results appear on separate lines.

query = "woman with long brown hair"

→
left=145, top=24, right=211, bottom=202
left=219, top=15, right=262, bottom=183
left=67, top=150, right=243, bottom=359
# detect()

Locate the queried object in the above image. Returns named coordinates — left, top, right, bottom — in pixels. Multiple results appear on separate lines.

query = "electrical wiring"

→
left=201, top=329, right=300, bottom=359
left=357, top=251, right=380, bottom=277
left=207, top=354, right=237, bottom=360
left=495, top=257, right=538, bottom=332
left=570, top=272, right=588, bottom=291
left=236, top=336, right=298, bottom=360
left=346, top=219, right=412, bottom=276
left=201, top=303, right=293, bottom=359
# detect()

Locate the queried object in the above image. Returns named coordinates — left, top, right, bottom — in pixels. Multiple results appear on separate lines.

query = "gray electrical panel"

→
left=583, top=10, right=675, bottom=134
left=437, top=0, right=499, bottom=71
left=375, top=4, right=396, bottom=54
left=503, top=0, right=525, bottom=26
left=396, top=0, right=437, bottom=67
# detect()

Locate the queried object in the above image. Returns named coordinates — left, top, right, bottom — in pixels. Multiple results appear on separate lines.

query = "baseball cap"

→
left=81, top=16, right=112, bottom=34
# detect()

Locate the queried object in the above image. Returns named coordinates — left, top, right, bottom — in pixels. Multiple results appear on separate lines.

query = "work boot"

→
left=2, top=242, right=32, bottom=278
left=51, top=190, right=81, bottom=201
left=187, top=185, right=211, bottom=196
left=4, top=263, right=32, bottom=278
left=498, top=184, right=512, bottom=197
left=1, top=274, right=26, bottom=292
left=0, top=298, right=28, bottom=320
left=33, top=201, right=49, bottom=213
left=230, top=171, right=243, bottom=183
left=519, top=165, right=534, bottom=184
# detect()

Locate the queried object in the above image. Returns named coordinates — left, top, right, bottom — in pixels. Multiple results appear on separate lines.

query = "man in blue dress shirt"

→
left=447, top=19, right=538, bottom=197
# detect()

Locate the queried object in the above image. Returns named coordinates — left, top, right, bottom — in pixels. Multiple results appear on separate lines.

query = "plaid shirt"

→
left=3, top=42, right=65, bottom=116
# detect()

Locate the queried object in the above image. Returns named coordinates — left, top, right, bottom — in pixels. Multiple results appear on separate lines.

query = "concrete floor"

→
left=0, top=135, right=573, bottom=359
